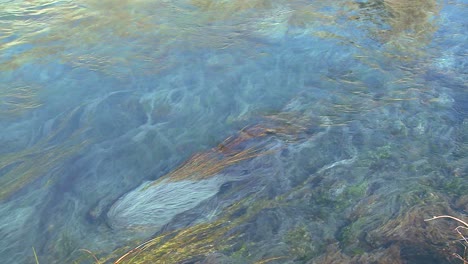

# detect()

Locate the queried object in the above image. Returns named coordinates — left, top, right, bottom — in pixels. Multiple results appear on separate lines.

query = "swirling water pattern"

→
left=0, top=0, right=466, bottom=263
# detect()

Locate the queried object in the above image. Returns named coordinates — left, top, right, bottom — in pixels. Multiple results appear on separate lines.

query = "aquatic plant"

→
left=0, top=106, right=90, bottom=200
left=425, top=215, right=468, bottom=263
left=101, top=110, right=318, bottom=262
left=284, top=225, right=319, bottom=261
left=106, top=111, right=311, bottom=231
left=1, top=1, right=462, bottom=263
left=104, top=197, right=284, bottom=264
left=32, top=247, right=39, bottom=264
left=152, top=112, right=311, bottom=184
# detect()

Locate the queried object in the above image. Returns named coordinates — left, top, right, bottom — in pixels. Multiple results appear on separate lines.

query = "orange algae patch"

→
left=152, top=112, right=310, bottom=184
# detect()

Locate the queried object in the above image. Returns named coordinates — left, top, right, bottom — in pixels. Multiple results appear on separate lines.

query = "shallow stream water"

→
left=0, top=0, right=467, bottom=263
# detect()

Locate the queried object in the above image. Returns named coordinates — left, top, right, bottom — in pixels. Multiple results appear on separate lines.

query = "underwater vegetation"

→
left=0, top=106, right=90, bottom=201
left=0, top=0, right=466, bottom=264
left=95, top=86, right=466, bottom=263
left=106, top=198, right=284, bottom=264
left=155, top=112, right=311, bottom=183
left=105, top=111, right=314, bottom=233
left=425, top=215, right=468, bottom=264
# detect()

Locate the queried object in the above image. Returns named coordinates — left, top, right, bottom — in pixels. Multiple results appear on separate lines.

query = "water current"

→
left=0, top=0, right=467, bottom=263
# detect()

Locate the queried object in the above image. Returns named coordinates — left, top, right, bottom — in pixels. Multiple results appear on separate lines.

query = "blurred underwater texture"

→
left=0, top=0, right=467, bottom=263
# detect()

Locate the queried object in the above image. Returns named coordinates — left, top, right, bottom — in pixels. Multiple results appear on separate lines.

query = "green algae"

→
left=284, top=225, right=322, bottom=262
left=101, top=197, right=283, bottom=264
left=101, top=166, right=368, bottom=264
left=92, top=129, right=458, bottom=264
left=337, top=218, right=368, bottom=252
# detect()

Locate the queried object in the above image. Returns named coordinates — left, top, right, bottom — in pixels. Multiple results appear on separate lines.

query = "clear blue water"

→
left=0, top=0, right=466, bottom=263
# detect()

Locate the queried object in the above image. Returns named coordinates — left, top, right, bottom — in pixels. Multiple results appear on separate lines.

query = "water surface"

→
left=0, top=0, right=467, bottom=263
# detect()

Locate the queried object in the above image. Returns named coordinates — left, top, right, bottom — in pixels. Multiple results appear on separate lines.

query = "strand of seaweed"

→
left=107, top=113, right=311, bottom=262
